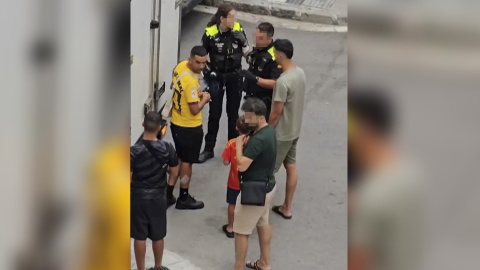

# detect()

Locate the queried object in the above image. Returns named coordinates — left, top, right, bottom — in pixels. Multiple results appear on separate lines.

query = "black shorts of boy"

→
left=226, top=187, right=240, bottom=205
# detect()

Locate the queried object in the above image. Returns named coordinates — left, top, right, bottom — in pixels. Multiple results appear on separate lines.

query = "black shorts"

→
left=170, top=123, right=203, bottom=163
left=226, top=187, right=241, bottom=205
left=131, top=197, right=167, bottom=241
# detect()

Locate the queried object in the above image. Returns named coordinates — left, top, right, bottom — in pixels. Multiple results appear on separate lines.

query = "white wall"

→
left=131, top=0, right=180, bottom=145
left=157, top=0, right=181, bottom=115
left=131, top=0, right=154, bottom=145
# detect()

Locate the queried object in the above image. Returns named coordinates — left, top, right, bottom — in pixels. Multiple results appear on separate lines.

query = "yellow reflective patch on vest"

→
left=206, top=25, right=219, bottom=37
left=233, top=22, right=242, bottom=32
left=206, top=22, right=242, bottom=36
left=268, top=47, right=276, bottom=61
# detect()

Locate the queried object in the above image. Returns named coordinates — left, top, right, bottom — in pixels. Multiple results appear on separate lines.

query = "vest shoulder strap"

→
left=268, top=47, right=275, bottom=61
left=205, top=25, right=219, bottom=37
left=233, top=22, right=243, bottom=32
left=206, top=22, right=242, bottom=36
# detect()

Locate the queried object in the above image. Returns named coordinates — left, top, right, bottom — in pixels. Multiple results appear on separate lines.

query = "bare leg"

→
left=281, top=163, right=298, bottom=217
left=227, top=204, right=235, bottom=232
left=179, top=162, right=192, bottom=189
left=152, top=239, right=165, bottom=268
left=256, top=224, right=272, bottom=269
left=234, top=233, right=249, bottom=270
left=134, top=240, right=146, bottom=270
left=168, top=159, right=182, bottom=187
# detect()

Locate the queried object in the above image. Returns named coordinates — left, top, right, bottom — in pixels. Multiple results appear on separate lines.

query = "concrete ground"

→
left=131, top=10, right=347, bottom=270
left=201, top=0, right=347, bottom=25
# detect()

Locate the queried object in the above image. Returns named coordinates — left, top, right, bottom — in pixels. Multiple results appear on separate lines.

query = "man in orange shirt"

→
left=222, top=116, right=252, bottom=238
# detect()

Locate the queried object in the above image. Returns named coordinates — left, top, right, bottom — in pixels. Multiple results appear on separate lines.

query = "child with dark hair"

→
left=221, top=115, right=252, bottom=238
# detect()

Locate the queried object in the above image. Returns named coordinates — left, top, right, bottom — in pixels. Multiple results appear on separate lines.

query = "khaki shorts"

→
left=233, top=185, right=277, bottom=235
left=274, top=138, right=299, bottom=172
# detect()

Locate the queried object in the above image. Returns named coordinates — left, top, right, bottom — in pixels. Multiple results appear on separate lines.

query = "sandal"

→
left=222, top=224, right=234, bottom=238
left=246, top=260, right=271, bottom=270
left=272, top=205, right=292, bottom=220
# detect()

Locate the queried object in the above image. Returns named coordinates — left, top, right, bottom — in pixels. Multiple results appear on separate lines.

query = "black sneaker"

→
left=166, top=194, right=176, bottom=208
left=175, top=194, right=205, bottom=210
left=198, top=150, right=214, bottom=163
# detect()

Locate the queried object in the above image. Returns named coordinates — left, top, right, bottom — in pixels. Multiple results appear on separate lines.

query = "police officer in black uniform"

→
left=198, top=4, right=250, bottom=163
left=238, top=22, right=282, bottom=122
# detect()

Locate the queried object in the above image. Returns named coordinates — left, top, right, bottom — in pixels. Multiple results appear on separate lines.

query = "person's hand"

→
left=238, top=69, right=258, bottom=82
left=201, top=91, right=211, bottom=102
left=236, top=134, right=247, bottom=147
left=246, top=51, right=255, bottom=65
left=233, top=31, right=248, bottom=46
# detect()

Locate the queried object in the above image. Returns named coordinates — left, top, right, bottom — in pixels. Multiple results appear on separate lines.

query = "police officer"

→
left=238, top=22, right=282, bottom=122
left=198, top=4, right=250, bottom=163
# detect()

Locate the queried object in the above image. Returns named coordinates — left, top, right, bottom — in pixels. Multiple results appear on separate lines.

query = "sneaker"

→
left=198, top=150, right=214, bottom=163
left=166, top=194, right=176, bottom=208
left=175, top=194, right=204, bottom=210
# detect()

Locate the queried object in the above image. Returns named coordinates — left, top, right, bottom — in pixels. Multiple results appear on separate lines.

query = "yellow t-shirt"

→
left=171, top=61, right=202, bottom=127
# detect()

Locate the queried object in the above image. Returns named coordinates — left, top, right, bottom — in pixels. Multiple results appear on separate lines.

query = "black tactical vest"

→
left=205, top=23, right=243, bottom=72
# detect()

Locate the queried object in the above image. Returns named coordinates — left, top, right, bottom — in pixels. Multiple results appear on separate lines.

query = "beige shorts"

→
left=233, top=185, right=277, bottom=235
left=274, top=138, right=299, bottom=172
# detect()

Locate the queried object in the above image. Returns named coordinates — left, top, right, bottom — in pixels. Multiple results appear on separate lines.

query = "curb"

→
left=200, top=0, right=347, bottom=26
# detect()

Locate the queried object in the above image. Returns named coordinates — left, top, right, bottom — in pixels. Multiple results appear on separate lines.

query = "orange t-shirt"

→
left=222, top=138, right=249, bottom=191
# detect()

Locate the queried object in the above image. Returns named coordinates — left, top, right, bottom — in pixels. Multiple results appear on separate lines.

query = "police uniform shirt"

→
left=247, top=42, right=283, bottom=96
left=201, top=22, right=247, bottom=72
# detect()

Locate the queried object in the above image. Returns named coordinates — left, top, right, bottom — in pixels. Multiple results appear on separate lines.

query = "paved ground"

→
left=132, top=10, right=347, bottom=270
left=201, top=0, right=347, bottom=25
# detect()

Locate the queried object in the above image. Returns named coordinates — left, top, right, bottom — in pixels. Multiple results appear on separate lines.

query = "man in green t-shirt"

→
left=269, top=39, right=306, bottom=220
left=233, top=98, right=277, bottom=270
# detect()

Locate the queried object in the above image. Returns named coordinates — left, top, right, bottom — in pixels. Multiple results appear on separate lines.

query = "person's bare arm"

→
left=257, top=78, right=276, bottom=89
left=236, top=135, right=253, bottom=172
left=268, top=101, right=285, bottom=128
left=188, top=92, right=210, bottom=115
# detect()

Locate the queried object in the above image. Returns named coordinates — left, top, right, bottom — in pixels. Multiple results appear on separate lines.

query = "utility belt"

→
left=208, top=67, right=241, bottom=83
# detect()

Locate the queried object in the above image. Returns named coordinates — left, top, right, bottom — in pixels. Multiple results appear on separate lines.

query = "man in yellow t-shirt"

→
left=167, top=46, right=211, bottom=210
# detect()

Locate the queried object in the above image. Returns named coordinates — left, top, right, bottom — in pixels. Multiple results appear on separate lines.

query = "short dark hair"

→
left=241, top=98, right=267, bottom=117
left=143, top=111, right=162, bottom=133
left=236, top=115, right=251, bottom=135
left=257, top=22, right=274, bottom=38
left=273, top=39, right=294, bottom=59
left=190, top=45, right=207, bottom=58
left=349, top=88, right=394, bottom=136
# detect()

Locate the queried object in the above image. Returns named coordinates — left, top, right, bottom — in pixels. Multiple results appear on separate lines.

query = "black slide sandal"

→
left=272, top=205, right=292, bottom=220
left=222, top=224, right=234, bottom=238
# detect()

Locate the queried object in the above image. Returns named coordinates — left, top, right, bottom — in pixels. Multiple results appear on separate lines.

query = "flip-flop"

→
left=222, top=224, right=234, bottom=238
left=246, top=260, right=271, bottom=270
left=272, top=205, right=292, bottom=220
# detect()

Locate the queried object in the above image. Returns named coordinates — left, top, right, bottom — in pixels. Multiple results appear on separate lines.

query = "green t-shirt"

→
left=272, top=67, right=306, bottom=141
left=240, top=125, right=277, bottom=192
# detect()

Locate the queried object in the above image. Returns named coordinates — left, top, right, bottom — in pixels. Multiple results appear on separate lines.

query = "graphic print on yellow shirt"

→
left=171, top=61, right=202, bottom=127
